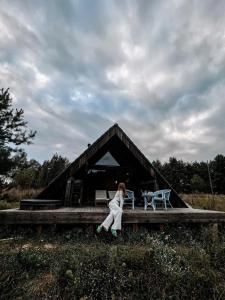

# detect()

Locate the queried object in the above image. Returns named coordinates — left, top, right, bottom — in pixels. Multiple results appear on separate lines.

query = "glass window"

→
left=95, top=151, right=120, bottom=166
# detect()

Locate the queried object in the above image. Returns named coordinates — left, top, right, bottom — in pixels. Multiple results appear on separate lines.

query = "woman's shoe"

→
left=111, top=228, right=117, bottom=237
left=96, top=225, right=102, bottom=233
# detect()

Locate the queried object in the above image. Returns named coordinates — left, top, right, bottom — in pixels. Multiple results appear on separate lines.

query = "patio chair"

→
left=108, top=190, right=135, bottom=209
left=142, top=190, right=155, bottom=211
left=152, top=189, right=172, bottom=210
left=124, top=190, right=135, bottom=210
left=95, top=190, right=109, bottom=206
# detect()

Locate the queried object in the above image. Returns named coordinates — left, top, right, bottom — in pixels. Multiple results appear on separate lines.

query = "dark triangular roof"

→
left=36, top=123, right=187, bottom=208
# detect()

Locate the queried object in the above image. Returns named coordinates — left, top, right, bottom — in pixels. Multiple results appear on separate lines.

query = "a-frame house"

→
left=35, top=123, right=188, bottom=209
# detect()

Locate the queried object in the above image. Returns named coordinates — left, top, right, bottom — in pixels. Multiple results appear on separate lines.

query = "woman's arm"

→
left=119, top=190, right=124, bottom=208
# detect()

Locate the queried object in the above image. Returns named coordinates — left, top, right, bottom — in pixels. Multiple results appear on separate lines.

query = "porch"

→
left=1, top=206, right=225, bottom=225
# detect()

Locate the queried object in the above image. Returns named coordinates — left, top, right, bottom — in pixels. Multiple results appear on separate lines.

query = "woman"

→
left=97, top=182, right=126, bottom=237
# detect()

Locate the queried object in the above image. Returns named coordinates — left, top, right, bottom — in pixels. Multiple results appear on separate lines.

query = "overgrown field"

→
left=182, top=193, right=225, bottom=211
left=1, top=225, right=225, bottom=299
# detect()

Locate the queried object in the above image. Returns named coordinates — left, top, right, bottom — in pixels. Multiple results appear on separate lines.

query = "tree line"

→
left=152, top=155, right=225, bottom=194
left=5, top=152, right=225, bottom=194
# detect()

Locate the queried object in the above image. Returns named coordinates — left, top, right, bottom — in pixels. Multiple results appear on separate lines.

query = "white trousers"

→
left=101, top=202, right=123, bottom=230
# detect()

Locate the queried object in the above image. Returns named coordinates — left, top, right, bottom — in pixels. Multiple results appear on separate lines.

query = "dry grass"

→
left=0, top=187, right=43, bottom=210
left=181, top=193, right=225, bottom=211
left=1, top=187, right=43, bottom=202
left=21, top=272, right=56, bottom=298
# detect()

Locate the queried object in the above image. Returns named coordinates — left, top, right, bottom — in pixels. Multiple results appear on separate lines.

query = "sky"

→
left=0, top=0, right=225, bottom=164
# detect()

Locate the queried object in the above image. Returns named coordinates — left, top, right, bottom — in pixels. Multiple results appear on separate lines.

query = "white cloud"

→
left=0, top=0, right=225, bottom=163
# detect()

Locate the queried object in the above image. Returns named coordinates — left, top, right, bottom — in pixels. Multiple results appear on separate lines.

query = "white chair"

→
left=95, top=190, right=108, bottom=206
left=108, top=190, right=135, bottom=210
left=124, top=190, right=135, bottom=210
left=152, top=189, right=172, bottom=210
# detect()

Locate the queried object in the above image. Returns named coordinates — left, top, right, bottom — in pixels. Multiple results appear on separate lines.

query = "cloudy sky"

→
left=1, top=0, right=225, bottom=163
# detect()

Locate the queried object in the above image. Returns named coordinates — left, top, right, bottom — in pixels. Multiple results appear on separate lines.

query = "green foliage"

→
left=17, top=250, right=48, bottom=271
left=14, top=168, right=36, bottom=189
left=211, top=155, right=225, bottom=194
left=1, top=226, right=225, bottom=299
left=0, top=88, right=36, bottom=188
left=4, top=152, right=69, bottom=189
left=0, top=200, right=12, bottom=210
left=0, top=88, right=36, bottom=148
left=152, top=154, right=225, bottom=194
left=191, top=174, right=207, bottom=192
left=37, top=153, right=69, bottom=187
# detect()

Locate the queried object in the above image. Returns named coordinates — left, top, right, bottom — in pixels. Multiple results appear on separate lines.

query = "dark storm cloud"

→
left=0, top=0, right=225, bottom=163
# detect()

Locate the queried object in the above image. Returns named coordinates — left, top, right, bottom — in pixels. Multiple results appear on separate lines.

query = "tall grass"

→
left=1, top=225, right=225, bottom=299
left=182, top=193, right=225, bottom=211
left=0, top=187, right=43, bottom=210
left=1, top=187, right=43, bottom=202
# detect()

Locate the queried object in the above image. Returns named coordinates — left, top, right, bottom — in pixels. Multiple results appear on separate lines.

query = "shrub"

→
left=0, top=200, right=12, bottom=210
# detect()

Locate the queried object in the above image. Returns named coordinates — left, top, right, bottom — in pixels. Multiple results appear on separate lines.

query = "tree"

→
left=37, top=153, right=70, bottom=187
left=12, top=158, right=41, bottom=189
left=162, top=157, right=188, bottom=193
left=191, top=174, right=207, bottom=193
left=14, top=168, right=36, bottom=189
left=210, top=155, right=225, bottom=194
left=191, top=161, right=209, bottom=193
left=0, top=88, right=36, bottom=186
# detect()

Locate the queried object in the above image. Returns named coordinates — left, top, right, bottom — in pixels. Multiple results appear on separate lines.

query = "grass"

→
left=0, top=200, right=17, bottom=210
left=1, top=225, right=225, bottom=299
left=182, top=193, right=225, bottom=211
left=0, top=187, right=43, bottom=210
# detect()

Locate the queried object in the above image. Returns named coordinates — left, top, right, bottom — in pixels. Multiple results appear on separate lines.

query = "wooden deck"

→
left=1, top=207, right=225, bottom=224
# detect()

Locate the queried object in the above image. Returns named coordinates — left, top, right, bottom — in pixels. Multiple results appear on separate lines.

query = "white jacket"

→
left=109, top=190, right=124, bottom=208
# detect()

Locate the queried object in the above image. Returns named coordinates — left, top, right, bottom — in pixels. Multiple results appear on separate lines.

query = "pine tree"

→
left=0, top=88, right=36, bottom=187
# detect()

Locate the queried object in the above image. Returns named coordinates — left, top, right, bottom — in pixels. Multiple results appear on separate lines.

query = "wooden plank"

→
left=1, top=207, right=225, bottom=225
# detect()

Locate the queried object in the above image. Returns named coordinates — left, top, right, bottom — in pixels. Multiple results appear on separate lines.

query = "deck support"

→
left=133, top=224, right=139, bottom=233
left=159, top=224, right=164, bottom=231
left=36, top=224, right=43, bottom=236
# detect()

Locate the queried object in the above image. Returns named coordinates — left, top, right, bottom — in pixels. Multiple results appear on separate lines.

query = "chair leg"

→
left=164, top=200, right=167, bottom=210
left=152, top=202, right=156, bottom=211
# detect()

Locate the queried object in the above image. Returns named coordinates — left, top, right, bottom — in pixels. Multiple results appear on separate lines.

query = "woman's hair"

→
left=118, top=182, right=126, bottom=195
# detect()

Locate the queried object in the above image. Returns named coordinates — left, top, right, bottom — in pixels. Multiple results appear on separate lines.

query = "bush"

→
left=16, top=250, right=49, bottom=271
left=0, top=200, right=12, bottom=210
